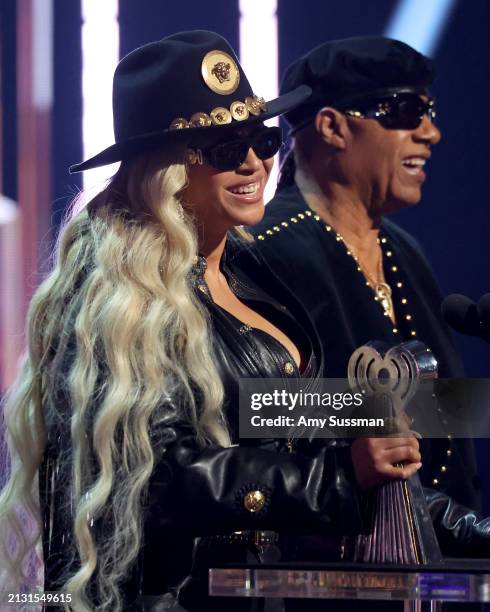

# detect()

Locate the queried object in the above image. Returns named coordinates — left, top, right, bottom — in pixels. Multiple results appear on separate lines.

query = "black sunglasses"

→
left=342, top=92, right=436, bottom=130
left=188, top=126, right=283, bottom=171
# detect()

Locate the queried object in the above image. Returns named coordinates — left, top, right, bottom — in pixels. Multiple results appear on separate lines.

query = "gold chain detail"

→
left=335, top=233, right=396, bottom=324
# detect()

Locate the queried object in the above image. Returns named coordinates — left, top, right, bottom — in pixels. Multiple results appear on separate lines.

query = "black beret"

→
left=281, top=36, right=435, bottom=131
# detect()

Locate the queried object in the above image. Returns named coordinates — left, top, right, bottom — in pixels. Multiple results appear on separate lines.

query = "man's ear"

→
left=314, top=107, right=347, bottom=150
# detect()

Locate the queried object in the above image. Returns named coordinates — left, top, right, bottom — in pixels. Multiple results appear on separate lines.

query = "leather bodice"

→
left=192, top=242, right=318, bottom=440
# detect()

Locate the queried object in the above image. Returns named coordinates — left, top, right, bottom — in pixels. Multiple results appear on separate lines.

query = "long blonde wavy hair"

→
left=0, top=147, right=232, bottom=611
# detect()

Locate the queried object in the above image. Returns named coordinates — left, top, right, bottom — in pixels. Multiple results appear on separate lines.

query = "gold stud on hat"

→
left=210, top=107, right=232, bottom=125
left=230, top=100, right=249, bottom=121
left=169, top=95, right=266, bottom=131
left=169, top=117, right=190, bottom=130
left=245, top=95, right=267, bottom=116
left=256, top=97, right=267, bottom=111
left=202, top=50, right=240, bottom=95
left=189, top=112, right=212, bottom=127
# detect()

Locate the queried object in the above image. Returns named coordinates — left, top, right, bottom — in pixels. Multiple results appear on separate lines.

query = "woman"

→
left=0, top=31, right=446, bottom=612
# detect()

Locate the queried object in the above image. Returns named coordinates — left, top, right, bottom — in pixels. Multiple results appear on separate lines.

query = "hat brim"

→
left=69, top=84, right=311, bottom=173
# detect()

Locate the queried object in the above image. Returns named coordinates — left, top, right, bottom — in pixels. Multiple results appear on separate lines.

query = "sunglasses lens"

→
left=211, top=141, right=249, bottom=170
left=252, top=128, right=282, bottom=160
left=397, top=98, right=423, bottom=129
left=379, top=96, right=435, bottom=130
left=207, top=127, right=282, bottom=170
left=345, top=94, right=435, bottom=130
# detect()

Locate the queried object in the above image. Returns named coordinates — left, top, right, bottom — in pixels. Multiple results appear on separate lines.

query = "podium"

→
left=209, top=560, right=490, bottom=611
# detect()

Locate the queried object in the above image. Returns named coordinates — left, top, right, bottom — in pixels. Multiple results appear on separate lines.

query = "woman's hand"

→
left=351, top=436, right=422, bottom=490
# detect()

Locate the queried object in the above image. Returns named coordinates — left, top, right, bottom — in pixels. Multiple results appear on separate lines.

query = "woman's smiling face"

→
left=183, top=125, right=275, bottom=236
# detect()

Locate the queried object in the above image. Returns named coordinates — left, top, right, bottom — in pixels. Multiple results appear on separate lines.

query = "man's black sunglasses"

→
left=341, top=92, right=436, bottom=130
left=187, top=126, right=283, bottom=171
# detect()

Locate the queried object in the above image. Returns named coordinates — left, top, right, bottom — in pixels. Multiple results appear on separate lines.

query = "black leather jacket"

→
left=134, top=239, right=365, bottom=608
left=40, top=236, right=490, bottom=612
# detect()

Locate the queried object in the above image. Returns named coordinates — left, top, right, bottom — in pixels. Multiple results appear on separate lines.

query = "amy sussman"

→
left=250, top=415, right=386, bottom=428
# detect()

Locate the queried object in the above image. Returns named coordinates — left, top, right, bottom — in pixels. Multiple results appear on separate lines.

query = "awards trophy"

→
left=209, top=340, right=490, bottom=610
left=347, top=340, right=442, bottom=564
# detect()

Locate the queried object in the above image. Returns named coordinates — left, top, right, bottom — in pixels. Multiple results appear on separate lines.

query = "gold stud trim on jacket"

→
left=256, top=209, right=418, bottom=338
left=255, top=207, right=454, bottom=485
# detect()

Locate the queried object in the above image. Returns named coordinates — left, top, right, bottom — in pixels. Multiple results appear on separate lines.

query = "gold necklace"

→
left=355, top=247, right=395, bottom=324
left=329, top=227, right=396, bottom=324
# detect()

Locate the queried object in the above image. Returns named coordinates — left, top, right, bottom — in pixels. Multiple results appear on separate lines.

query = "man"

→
left=252, top=37, right=481, bottom=512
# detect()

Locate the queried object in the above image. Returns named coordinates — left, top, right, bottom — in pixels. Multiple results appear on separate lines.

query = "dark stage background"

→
left=1, top=1, right=489, bottom=511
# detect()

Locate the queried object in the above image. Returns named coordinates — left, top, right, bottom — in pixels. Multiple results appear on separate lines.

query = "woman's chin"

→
left=225, top=201, right=265, bottom=229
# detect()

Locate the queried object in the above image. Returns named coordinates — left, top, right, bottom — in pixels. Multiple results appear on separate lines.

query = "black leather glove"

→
left=145, top=424, right=363, bottom=538
left=425, top=487, right=490, bottom=557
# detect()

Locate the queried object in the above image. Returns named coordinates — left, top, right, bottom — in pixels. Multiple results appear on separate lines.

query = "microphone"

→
left=441, top=294, right=481, bottom=336
left=441, top=293, right=490, bottom=343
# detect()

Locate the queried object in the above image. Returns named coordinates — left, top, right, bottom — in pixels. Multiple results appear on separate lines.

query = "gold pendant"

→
left=375, top=282, right=395, bottom=322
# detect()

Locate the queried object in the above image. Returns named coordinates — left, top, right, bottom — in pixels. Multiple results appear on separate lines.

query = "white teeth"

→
left=229, top=182, right=259, bottom=195
left=402, top=157, right=426, bottom=167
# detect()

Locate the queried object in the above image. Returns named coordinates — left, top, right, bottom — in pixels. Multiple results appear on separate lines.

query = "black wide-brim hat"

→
left=70, top=30, right=311, bottom=173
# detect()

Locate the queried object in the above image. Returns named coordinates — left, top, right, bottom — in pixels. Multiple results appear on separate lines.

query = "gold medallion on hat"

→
left=245, top=96, right=262, bottom=116
left=189, top=112, right=212, bottom=128
left=169, top=117, right=190, bottom=130
left=230, top=101, right=249, bottom=121
left=210, top=107, right=232, bottom=125
left=202, top=50, right=240, bottom=95
left=256, top=96, right=267, bottom=112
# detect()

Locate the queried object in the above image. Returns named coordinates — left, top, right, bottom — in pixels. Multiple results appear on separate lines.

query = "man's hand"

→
left=351, top=436, right=422, bottom=490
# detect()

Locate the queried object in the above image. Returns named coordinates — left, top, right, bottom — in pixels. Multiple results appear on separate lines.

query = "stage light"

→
left=239, top=0, right=278, bottom=203
left=33, top=0, right=53, bottom=111
left=0, top=195, right=17, bottom=225
left=385, top=0, right=456, bottom=56
left=81, top=0, right=119, bottom=191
